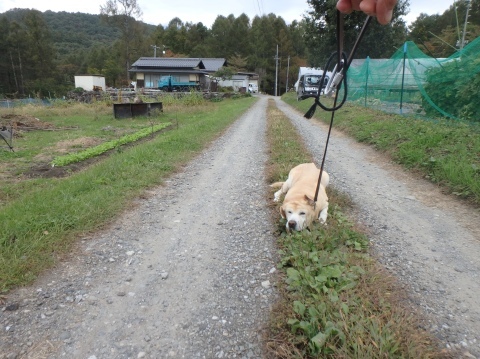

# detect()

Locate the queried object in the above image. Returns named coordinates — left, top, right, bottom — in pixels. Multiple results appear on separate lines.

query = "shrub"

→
left=423, top=57, right=480, bottom=122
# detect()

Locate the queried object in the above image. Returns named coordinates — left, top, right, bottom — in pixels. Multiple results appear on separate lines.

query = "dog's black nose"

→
left=288, top=220, right=297, bottom=229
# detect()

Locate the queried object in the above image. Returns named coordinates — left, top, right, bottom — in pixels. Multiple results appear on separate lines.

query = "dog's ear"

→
left=304, top=195, right=315, bottom=207
left=280, top=206, right=286, bottom=219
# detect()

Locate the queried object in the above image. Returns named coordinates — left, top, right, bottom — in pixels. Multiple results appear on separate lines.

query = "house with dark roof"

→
left=129, top=57, right=227, bottom=91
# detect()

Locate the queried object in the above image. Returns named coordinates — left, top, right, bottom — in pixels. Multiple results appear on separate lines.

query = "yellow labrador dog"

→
left=271, top=163, right=329, bottom=232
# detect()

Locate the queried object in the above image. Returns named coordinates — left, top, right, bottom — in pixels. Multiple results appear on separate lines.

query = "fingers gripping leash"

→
left=305, top=11, right=372, bottom=205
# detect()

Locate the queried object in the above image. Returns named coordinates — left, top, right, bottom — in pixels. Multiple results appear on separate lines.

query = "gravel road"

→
left=1, top=95, right=480, bottom=358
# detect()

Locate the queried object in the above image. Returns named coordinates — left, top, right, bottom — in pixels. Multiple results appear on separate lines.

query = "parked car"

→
left=296, top=73, right=329, bottom=101
left=247, top=83, right=258, bottom=93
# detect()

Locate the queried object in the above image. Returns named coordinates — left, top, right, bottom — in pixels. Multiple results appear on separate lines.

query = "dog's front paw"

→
left=273, top=190, right=282, bottom=202
left=318, top=206, right=328, bottom=225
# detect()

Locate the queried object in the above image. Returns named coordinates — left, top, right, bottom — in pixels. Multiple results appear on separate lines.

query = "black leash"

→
left=306, top=11, right=373, bottom=204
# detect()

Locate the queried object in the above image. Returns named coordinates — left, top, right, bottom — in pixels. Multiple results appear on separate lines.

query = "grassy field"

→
left=0, top=94, right=256, bottom=291
left=282, top=92, right=480, bottom=207
left=264, top=98, right=452, bottom=358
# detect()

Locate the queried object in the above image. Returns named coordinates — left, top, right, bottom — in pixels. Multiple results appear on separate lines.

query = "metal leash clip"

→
left=305, top=12, right=372, bottom=118
left=323, top=59, right=345, bottom=97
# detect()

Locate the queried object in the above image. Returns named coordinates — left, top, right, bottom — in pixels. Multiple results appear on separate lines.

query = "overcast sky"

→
left=0, top=0, right=455, bottom=27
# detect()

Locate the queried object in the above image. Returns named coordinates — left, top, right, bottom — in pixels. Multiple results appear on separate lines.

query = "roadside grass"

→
left=0, top=101, right=167, bottom=205
left=264, top=99, right=451, bottom=358
left=0, top=93, right=233, bottom=206
left=282, top=92, right=480, bottom=206
left=0, top=95, right=256, bottom=291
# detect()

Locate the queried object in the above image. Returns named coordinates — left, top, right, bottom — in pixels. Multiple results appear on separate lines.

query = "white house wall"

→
left=218, top=78, right=249, bottom=90
left=74, top=76, right=106, bottom=91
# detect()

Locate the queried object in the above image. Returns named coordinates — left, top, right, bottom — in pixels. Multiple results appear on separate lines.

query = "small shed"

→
left=74, top=75, right=106, bottom=91
left=218, top=72, right=259, bottom=92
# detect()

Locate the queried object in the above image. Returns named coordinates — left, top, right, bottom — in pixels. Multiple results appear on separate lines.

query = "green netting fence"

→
left=347, top=36, right=480, bottom=122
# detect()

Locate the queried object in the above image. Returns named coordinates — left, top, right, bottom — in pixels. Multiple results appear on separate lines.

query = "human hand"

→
left=336, top=0, right=398, bottom=25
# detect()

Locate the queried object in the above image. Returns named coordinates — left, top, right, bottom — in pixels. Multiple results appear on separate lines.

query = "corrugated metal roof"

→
left=200, top=58, right=227, bottom=72
left=231, top=74, right=249, bottom=80
left=130, top=57, right=204, bottom=69
left=130, top=57, right=227, bottom=72
left=129, top=69, right=208, bottom=74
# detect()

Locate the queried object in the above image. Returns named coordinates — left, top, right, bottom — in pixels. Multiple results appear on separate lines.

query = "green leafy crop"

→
left=51, top=123, right=171, bottom=167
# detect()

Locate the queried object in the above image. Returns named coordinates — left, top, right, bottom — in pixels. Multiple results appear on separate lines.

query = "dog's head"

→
left=280, top=195, right=316, bottom=232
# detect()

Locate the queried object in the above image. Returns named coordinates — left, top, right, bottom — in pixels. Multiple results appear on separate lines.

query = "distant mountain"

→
left=1, top=8, right=156, bottom=59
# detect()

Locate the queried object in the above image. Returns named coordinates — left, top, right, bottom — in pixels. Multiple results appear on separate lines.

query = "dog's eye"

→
left=300, top=212, right=306, bottom=216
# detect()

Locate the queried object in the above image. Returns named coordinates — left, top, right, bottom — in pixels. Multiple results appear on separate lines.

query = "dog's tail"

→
left=270, top=181, right=284, bottom=188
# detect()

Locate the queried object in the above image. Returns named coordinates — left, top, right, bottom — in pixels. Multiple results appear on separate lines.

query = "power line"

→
left=255, top=0, right=264, bottom=17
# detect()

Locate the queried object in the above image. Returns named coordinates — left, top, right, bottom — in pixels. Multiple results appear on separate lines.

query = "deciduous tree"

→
left=100, top=0, right=143, bottom=82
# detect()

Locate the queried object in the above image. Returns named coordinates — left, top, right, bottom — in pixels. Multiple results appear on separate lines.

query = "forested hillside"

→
left=0, top=0, right=477, bottom=99
left=3, top=9, right=129, bottom=57
left=0, top=8, right=156, bottom=97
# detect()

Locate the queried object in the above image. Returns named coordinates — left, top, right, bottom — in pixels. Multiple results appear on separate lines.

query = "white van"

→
left=295, top=67, right=332, bottom=101
left=296, top=73, right=329, bottom=101
left=247, top=83, right=258, bottom=93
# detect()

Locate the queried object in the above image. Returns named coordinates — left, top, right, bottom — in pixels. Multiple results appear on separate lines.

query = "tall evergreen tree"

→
left=0, top=17, right=11, bottom=95
left=7, top=20, right=27, bottom=95
left=185, top=22, right=210, bottom=57
left=229, top=14, right=251, bottom=58
left=163, top=17, right=188, bottom=55
left=248, top=14, right=288, bottom=94
left=209, top=15, right=234, bottom=58
left=0, top=10, right=57, bottom=96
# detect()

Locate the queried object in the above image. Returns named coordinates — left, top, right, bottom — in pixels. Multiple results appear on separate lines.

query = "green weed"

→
left=264, top=98, right=450, bottom=358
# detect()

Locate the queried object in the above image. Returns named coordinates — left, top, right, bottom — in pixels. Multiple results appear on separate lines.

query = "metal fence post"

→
left=400, top=42, right=407, bottom=114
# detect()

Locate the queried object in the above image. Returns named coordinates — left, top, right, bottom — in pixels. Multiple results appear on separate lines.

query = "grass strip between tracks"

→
left=264, top=98, right=453, bottom=358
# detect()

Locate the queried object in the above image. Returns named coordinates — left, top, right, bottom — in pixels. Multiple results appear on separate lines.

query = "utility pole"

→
left=274, top=45, right=279, bottom=96
left=285, top=55, right=290, bottom=94
left=151, top=45, right=161, bottom=58
left=460, top=0, right=471, bottom=50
